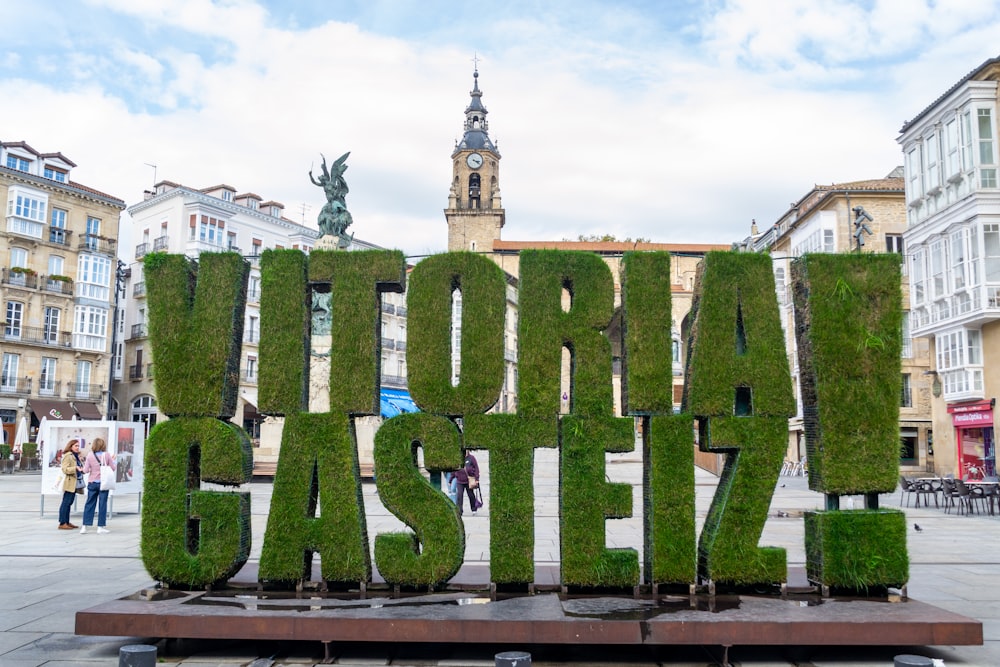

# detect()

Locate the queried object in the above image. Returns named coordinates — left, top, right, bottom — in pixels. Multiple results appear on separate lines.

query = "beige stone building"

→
left=739, top=172, right=934, bottom=473
left=899, top=54, right=1000, bottom=479
left=0, top=140, right=125, bottom=445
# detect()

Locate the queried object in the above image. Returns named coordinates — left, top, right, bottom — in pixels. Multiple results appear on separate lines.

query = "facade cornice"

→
left=128, top=185, right=320, bottom=239
left=0, top=165, right=125, bottom=210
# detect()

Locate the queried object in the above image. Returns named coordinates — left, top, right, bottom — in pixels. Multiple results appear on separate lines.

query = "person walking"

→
left=454, top=449, right=482, bottom=516
left=57, top=439, right=83, bottom=530
left=80, top=437, right=115, bottom=534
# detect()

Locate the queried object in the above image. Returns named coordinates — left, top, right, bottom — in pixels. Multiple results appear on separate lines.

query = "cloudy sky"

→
left=1, top=1, right=999, bottom=258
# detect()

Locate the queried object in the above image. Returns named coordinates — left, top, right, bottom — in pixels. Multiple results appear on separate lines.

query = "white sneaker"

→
left=79, top=526, right=87, bottom=534
left=97, top=527, right=109, bottom=534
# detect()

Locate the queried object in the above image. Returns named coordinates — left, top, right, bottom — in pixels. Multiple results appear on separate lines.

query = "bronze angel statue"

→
left=309, top=152, right=354, bottom=246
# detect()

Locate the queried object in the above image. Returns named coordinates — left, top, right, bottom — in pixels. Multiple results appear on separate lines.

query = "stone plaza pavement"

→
left=1, top=449, right=999, bottom=666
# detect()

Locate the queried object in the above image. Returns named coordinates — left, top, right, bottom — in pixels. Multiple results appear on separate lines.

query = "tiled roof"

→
left=788, top=177, right=903, bottom=222
left=67, top=181, right=126, bottom=208
left=493, top=240, right=730, bottom=253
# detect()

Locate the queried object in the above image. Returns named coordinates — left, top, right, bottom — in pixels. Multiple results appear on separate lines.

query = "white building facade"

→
left=899, top=55, right=1000, bottom=479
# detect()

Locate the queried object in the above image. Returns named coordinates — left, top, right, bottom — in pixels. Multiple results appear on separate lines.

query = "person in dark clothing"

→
left=453, top=449, right=482, bottom=516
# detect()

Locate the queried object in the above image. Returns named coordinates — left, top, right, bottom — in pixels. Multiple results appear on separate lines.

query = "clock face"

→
left=466, top=152, right=483, bottom=169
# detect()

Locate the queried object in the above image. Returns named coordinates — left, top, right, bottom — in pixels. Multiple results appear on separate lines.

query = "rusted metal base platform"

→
left=77, top=587, right=982, bottom=648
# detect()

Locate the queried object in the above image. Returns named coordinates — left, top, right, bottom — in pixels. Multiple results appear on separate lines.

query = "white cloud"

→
left=1, top=1, right=998, bottom=256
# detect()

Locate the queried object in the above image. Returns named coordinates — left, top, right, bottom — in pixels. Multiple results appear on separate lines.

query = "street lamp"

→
left=106, top=259, right=127, bottom=418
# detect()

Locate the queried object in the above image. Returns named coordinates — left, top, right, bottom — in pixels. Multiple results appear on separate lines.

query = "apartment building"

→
left=0, top=140, right=125, bottom=445
left=118, top=180, right=410, bottom=470
left=739, top=171, right=934, bottom=473
left=899, top=54, right=1000, bottom=479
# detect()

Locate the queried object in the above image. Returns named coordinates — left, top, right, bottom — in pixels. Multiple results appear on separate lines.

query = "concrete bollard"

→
left=893, top=655, right=933, bottom=667
left=119, top=644, right=157, bottom=667
left=496, top=650, right=532, bottom=667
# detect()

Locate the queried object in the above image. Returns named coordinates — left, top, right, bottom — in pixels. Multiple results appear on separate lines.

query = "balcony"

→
left=42, top=276, right=73, bottom=295
left=1, top=268, right=38, bottom=289
left=129, top=364, right=144, bottom=381
left=68, top=383, right=103, bottom=401
left=381, top=337, right=395, bottom=350
left=381, top=373, right=408, bottom=389
left=241, top=372, right=258, bottom=384
left=153, top=235, right=169, bottom=251
left=3, top=325, right=72, bottom=348
left=48, top=227, right=72, bottom=246
left=381, top=302, right=396, bottom=315
left=37, top=380, right=62, bottom=397
left=130, top=323, right=148, bottom=339
left=247, top=288, right=260, bottom=303
left=135, top=242, right=149, bottom=259
left=133, top=281, right=146, bottom=297
left=244, top=330, right=259, bottom=344
left=395, top=340, right=407, bottom=352
left=0, top=377, right=31, bottom=396
left=79, top=235, right=117, bottom=256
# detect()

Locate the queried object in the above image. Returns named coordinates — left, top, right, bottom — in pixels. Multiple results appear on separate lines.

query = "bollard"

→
left=495, top=650, right=532, bottom=667
left=893, top=655, right=933, bottom=667
left=119, top=644, right=157, bottom=667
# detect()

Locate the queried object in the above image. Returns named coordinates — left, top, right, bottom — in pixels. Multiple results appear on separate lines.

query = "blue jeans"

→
left=83, top=481, right=110, bottom=527
left=58, top=490, right=76, bottom=525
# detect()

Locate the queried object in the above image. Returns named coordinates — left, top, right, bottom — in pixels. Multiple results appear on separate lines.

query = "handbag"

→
left=99, top=453, right=116, bottom=491
left=75, top=475, right=85, bottom=494
left=468, top=477, right=479, bottom=490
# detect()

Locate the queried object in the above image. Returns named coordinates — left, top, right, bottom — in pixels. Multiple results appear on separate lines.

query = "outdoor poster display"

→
left=39, top=420, right=145, bottom=496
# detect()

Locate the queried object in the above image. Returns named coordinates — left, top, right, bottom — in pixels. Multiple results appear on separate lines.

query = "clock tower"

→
left=446, top=67, right=505, bottom=252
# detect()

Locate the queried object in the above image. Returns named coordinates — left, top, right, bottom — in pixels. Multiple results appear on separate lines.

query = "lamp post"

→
left=106, top=259, right=127, bottom=418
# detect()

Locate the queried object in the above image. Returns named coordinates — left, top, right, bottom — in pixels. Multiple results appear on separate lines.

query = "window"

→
left=40, top=357, right=57, bottom=394
left=901, top=312, right=912, bottom=358
left=1, top=353, right=18, bottom=390
left=77, top=254, right=111, bottom=301
left=978, top=108, right=997, bottom=188
left=9, top=246, right=28, bottom=269
left=198, top=215, right=224, bottom=245
left=73, top=305, right=108, bottom=351
left=930, top=239, right=947, bottom=298
left=44, top=306, right=60, bottom=343
left=907, top=145, right=923, bottom=200
left=43, top=166, right=67, bottom=182
left=245, top=356, right=257, bottom=380
left=946, top=118, right=960, bottom=178
left=85, top=216, right=101, bottom=249
left=246, top=315, right=259, bottom=343
left=50, top=208, right=67, bottom=244
left=251, top=239, right=262, bottom=256
left=901, top=374, right=912, bottom=408
left=936, top=328, right=985, bottom=398
left=6, top=155, right=29, bottom=171
left=221, top=190, right=233, bottom=202
left=131, top=395, right=158, bottom=435
left=911, top=248, right=925, bottom=305
left=76, top=360, right=92, bottom=395
left=4, top=301, right=23, bottom=338
left=774, top=267, right=786, bottom=306
left=925, top=133, right=939, bottom=192
left=48, top=255, right=64, bottom=278
left=950, top=229, right=966, bottom=290
left=962, top=111, right=974, bottom=173
left=886, top=234, right=904, bottom=254
left=7, top=189, right=47, bottom=237
left=984, top=223, right=1000, bottom=283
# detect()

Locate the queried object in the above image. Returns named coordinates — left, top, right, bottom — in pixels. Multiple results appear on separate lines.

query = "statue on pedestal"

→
left=309, top=152, right=354, bottom=249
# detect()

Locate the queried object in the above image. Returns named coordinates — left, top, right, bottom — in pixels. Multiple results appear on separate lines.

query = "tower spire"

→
left=453, top=66, right=498, bottom=157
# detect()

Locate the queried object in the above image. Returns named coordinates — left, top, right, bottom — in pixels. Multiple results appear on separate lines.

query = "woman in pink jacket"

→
left=80, top=437, right=115, bottom=534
